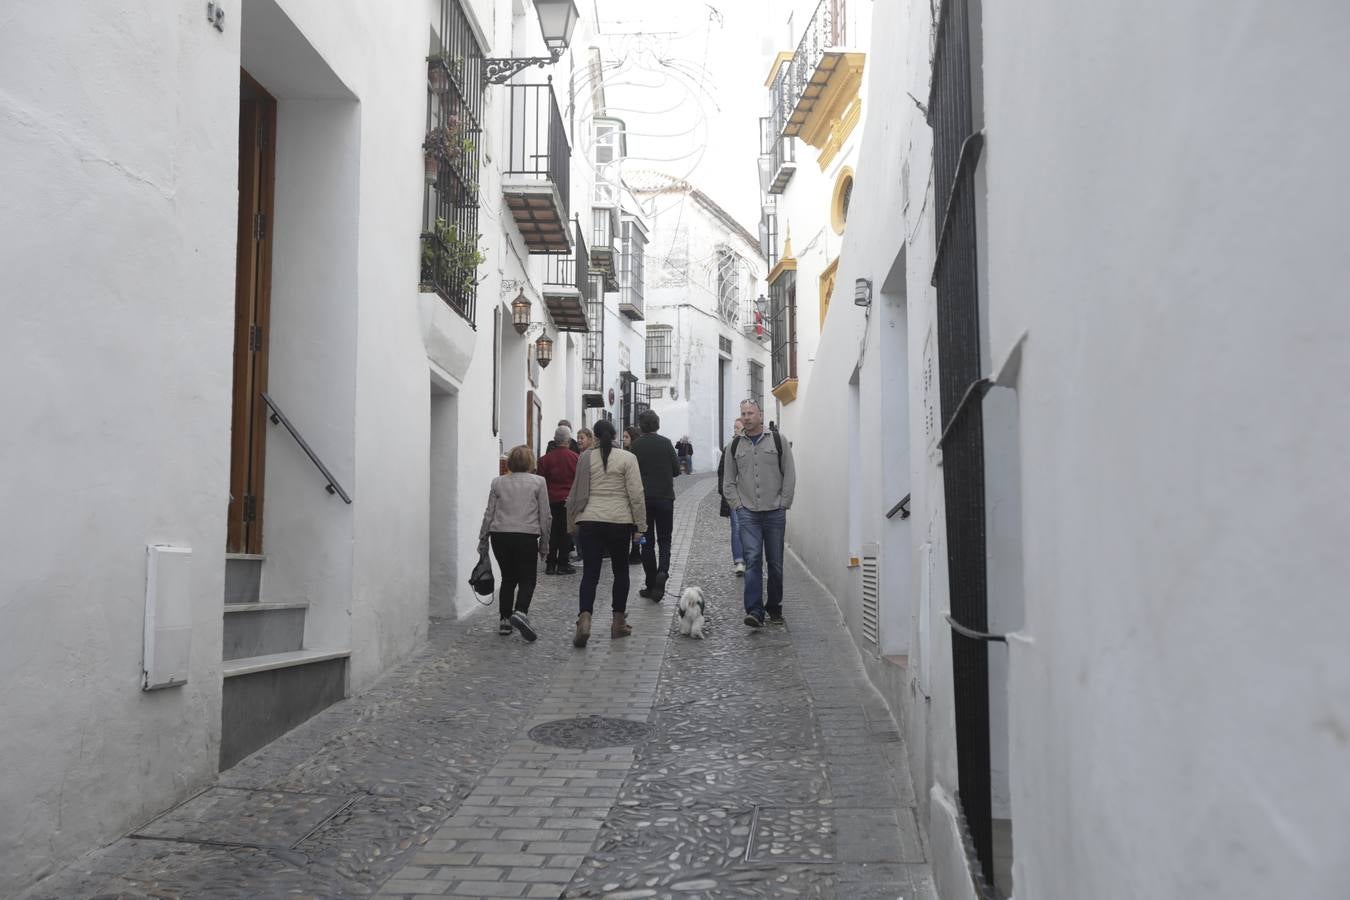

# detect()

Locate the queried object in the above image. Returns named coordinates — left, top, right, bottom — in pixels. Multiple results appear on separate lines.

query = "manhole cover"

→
left=528, top=715, right=651, bottom=749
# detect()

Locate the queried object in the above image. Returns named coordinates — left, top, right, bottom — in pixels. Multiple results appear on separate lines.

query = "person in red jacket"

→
left=537, top=425, right=580, bottom=574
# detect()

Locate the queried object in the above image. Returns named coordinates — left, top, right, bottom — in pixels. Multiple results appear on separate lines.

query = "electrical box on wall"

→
left=143, top=544, right=193, bottom=691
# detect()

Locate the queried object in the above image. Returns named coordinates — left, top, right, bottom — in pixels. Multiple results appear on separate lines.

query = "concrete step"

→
left=224, top=554, right=264, bottom=604
left=220, top=649, right=350, bottom=771
left=222, top=601, right=308, bottom=660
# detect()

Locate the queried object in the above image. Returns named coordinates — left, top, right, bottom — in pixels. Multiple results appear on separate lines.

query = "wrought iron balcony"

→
left=774, top=0, right=864, bottom=152
left=589, top=205, right=620, bottom=291
left=617, top=214, right=647, bottom=321
left=540, top=219, right=590, bottom=332
left=760, top=115, right=796, bottom=194
left=502, top=82, right=571, bottom=253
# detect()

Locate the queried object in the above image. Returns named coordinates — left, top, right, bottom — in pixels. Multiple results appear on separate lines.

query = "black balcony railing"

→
left=620, top=373, right=651, bottom=429
left=591, top=206, right=619, bottom=254
left=505, top=82, right=571, bottom=222
left=544, top=219, right=589, bottom=294
left=779, top=0, right=845, bottom=138
left=769, top=269, right=796, bottom=387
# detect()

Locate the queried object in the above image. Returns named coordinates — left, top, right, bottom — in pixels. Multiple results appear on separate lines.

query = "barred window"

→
left=770, top=270, right=796, bottom=387
left=646, top=325, right=672, bottom=378
left=749, top=360, right=765, bottom=411
left=420, top=0, right=485, bottom=324
left=716, top=245, right=742, bottom=325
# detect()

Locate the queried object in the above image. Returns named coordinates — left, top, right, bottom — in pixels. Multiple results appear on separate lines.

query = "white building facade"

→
left=630, top=178, right=771, bottom=464
left=0, top=0, right=645, bottom=892
left=775, top=0, right=1350, bottom=898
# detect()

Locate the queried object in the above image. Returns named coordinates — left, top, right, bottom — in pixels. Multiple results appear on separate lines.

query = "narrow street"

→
left=27, top=475, right=934, bottom=900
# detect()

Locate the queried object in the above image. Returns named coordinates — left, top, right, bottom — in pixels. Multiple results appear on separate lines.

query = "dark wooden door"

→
left=227, top=71, right=277, bottom=554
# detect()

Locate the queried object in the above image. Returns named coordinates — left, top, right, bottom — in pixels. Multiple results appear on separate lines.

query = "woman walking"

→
left=478, top=445, right=551, bottom=641
left=566, top=420, right=647, bottom=647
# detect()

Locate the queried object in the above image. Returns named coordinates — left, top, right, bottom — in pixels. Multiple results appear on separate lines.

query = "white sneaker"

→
left=734, top=560, right=745, bottom=576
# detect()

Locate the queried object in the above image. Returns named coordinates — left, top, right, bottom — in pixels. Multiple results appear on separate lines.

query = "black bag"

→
left=469, top=546, right=494, bottom=596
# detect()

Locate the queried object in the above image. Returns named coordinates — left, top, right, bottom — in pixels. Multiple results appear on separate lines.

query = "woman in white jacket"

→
left=566, top=420, right=647, bottom=647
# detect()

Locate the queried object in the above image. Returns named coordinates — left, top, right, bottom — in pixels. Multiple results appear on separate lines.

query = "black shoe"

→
left=744, top=612, right=764, bottom=628
left=767, top=609, right=785, bottom=624
left=545, top=565, right=557, bottom=576
left=638, top=586, right=655, bottom=599
left=510, top=611, right=537, bottom=642
left=556, top=565, right=578, bottom=575
left=498, top=618, right=513, bottom=635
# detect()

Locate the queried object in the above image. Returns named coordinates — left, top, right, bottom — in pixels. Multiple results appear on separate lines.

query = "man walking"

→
left=722, top=399, right=796, bottom=626
left=676, top=436, right=694, bottom=473
left=537, top=425, right=579, bottom=575
left=630, top=409, right=680, bottom=601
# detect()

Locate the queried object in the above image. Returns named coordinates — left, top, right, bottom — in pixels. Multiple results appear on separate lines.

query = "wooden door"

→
left=227, top=71, right=277, bottom=554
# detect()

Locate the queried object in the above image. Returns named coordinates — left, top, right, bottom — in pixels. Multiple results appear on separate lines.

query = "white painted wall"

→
left=0, top=4, right=238, bottom=892
left=984, top=2, right=1350, bottom=897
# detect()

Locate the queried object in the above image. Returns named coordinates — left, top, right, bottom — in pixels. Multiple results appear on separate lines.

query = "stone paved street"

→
left=24, top=474, right=934, bottom=900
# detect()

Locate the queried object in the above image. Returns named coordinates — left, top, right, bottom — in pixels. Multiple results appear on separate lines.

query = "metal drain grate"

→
left=527, top=715, right=651, bottom=749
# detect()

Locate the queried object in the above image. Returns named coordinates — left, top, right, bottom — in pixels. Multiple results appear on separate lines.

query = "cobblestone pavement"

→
left=23, top=474, right=934, bottom=900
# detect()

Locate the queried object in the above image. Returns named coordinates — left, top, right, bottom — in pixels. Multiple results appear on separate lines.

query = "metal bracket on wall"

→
left=886, top=494, right=911, bottom=520
left=206, top=2, right=225, bottom=31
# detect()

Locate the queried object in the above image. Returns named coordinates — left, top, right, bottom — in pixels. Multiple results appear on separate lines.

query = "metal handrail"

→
left=886, top=494, right=911, bottom=520
left=260, top=393, right=353, bottom=504
left=945, top=614, right=1007, bottom=643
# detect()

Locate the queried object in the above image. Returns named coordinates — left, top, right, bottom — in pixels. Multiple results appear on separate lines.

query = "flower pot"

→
left=424, top=154, right=440, bottom=185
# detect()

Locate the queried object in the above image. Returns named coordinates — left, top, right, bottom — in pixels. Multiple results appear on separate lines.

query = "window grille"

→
left=749, top=360, right=765, bottom=411
left=716, top=246, right=743, bottom=325
left=583, top=275, right=605, bottom=393
left=646, top=326, right=672, bottom=378
left=769, top=270, right=797, bottom=387
left=421, top=0, right=485, bottom=325
left=929, top=0, right=996, bottom=892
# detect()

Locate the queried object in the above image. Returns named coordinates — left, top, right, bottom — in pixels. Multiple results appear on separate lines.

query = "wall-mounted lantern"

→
left=535, top=334, right=554, bottom=368
left=854, top=277, right=872, bottom=307
left=511, top=289, right=532, bottom=334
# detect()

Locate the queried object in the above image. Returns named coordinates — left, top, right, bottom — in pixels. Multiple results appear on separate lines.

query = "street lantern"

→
left=534, top=0, right=580, bottom=56
left=511, top=289, right=532, bottom=334
left=484, top=0, right=580, bottom=83
left=755, top=294, right=768, bottom=316
left=535, top=333, right=554, bottom=368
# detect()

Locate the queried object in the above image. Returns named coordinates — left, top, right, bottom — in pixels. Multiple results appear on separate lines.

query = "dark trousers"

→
left=546, top=501, right=571, bottom=568
left=490, top=532, right=538, bottom=620
left=578, top=522, right=633, bottom=614
left=641, top=497, right=675, bottom=587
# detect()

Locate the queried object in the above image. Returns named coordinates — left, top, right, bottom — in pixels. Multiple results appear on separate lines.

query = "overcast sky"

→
left=584, top=0, right=785, bottom=232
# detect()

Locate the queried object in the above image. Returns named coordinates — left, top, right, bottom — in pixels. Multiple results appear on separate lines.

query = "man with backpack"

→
left=722, top=399, right=796, bottom=627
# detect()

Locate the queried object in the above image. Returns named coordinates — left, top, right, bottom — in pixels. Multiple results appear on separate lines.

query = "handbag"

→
left=469, top=546, right=494, bottom=596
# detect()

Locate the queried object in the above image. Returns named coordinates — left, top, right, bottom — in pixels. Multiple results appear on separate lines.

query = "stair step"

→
left=223, top=601, right=309, bottom=613
left=222, top=648, right=350, bottom=679
left=224, top=555, right=265, bottom=604
left=220, top=649, right=350, bottom=771
left=222, top=603, right=307, bottom=660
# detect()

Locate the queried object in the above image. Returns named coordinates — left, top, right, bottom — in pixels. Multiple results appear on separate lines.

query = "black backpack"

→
left=729, top=432, right=784, bottom=477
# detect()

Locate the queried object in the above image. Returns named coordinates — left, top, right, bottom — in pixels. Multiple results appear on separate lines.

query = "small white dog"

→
left=676, top=585, right=707, bottom=639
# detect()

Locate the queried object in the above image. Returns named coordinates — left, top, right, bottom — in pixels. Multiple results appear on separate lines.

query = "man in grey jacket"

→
left=722, top=399, right=796, bottom=626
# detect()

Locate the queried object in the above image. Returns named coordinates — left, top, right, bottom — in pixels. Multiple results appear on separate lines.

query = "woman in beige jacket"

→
left=565, top=420, right=646, bottom=646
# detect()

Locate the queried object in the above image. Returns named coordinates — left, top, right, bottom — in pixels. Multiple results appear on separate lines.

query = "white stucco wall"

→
left=984, top=2, right=1350, bottom=897
left=0, top=4, right=239, bottom=891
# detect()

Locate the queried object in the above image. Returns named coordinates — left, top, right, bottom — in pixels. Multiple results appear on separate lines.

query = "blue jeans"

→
left=737, top=507, right=785, bottom=617
left=728, top=507, right=743, bottom=563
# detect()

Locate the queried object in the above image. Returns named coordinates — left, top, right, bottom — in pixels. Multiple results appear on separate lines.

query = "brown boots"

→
left=575, top=610, right=630, bottom=647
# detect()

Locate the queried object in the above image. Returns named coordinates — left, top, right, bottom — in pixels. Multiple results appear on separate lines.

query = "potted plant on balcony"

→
left=421, top=218, right=486, bottom=297
left=421, top=115, right=463, bottom=184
